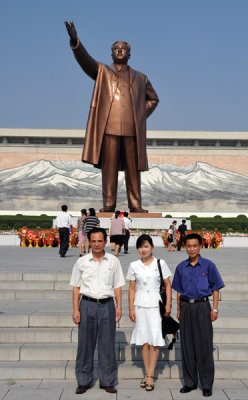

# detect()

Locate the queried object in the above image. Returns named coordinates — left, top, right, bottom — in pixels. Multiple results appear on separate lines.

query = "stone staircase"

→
left=0, top=272, right=248, bottom=380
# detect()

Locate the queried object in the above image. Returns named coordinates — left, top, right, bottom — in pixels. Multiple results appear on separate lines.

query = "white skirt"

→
left=130, top=305, right=166, bottom=347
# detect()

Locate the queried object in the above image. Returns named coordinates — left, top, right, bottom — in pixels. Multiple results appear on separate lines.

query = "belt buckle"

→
left=189, top=299, right=195, bottom=304
left=97, top=298, right=101, bottom=304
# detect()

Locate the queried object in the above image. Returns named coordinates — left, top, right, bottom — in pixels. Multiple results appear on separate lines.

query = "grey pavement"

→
left=0, top=379, right=248, bottom=400
left=0, top=245, right=248, bottom=275
left=0, top=246, right=248, bottom=399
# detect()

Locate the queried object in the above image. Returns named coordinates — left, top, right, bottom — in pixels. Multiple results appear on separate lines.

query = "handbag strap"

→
left=157, top=259, right=164, bottom=290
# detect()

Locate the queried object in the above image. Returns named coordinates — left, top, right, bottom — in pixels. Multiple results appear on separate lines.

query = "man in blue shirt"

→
left=172, top=233, right=224, bottom=397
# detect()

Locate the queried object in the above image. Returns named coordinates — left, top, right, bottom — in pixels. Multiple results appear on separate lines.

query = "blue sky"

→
left=0, top=0, right=247, bottom=131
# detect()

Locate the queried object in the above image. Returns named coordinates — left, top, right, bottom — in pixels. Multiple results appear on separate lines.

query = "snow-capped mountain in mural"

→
left=0, top=160, right=248, bottom=211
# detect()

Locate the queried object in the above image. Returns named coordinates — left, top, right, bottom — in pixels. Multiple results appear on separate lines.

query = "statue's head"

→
left=111, top=40, right=131, bottom=64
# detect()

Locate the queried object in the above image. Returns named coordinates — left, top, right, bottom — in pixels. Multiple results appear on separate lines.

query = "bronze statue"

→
left=65, top=21, right=159, bottom=213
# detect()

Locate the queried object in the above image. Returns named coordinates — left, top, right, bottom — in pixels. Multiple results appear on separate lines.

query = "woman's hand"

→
left=165, top=303, right=172, bottom=318
left=129, top=308, right=136, bottom=322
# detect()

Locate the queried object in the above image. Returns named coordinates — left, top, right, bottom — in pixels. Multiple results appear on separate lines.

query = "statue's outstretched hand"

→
left=64, top=21, right=78, bottom=43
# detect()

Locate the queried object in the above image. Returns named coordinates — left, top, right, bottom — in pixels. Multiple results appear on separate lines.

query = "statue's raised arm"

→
left=64, top=20, right=98, bottom=80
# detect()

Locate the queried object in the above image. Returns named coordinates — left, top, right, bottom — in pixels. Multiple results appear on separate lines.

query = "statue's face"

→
left=111, top=41, right=130, bottom=64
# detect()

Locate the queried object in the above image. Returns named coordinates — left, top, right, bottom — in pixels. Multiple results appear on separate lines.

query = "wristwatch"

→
left=213, top=308, right=219, bottom=313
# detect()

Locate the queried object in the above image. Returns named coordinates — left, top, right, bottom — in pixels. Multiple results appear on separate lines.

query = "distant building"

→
left=0, top=128, right=248, bottom=213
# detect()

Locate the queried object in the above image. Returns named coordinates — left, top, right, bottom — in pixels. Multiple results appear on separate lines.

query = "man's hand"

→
left=115, top=306, right=122, bottom=323
left=72, top=309, right=80, bottom=325
left=64, top=21, right=78, bottom=42
left=211, top=310, right=218, bottom=321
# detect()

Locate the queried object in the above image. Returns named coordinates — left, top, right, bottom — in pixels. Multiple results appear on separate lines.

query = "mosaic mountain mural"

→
left=1, top=160, right=248, bottom=212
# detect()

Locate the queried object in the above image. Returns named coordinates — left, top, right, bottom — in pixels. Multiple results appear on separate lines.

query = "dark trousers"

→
left=123, top=229, right=130, bottom=252
left=58, top=227, right=69, bottom=256
left=101, top=135, right=142, bottom=209
left=75, top=298, right=117, bottom=387
left=180, top=301, right=214, bottom=390
left=177, top=234, right=185, bottom=251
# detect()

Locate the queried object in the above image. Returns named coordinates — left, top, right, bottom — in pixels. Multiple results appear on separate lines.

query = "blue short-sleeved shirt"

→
left=172, top=255, right=225, bottom=299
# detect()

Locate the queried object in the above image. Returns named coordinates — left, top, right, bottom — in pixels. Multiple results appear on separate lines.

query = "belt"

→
left=180, top=296, right=209, bottom=304
left=81, top=295, right=113, bottom=304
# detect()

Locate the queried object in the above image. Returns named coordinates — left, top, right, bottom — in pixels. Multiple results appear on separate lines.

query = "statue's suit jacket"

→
left=72, top=41, right=159, bottom=171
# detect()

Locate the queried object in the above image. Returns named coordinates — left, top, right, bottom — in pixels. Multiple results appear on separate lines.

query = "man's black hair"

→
left=87, top=227, right=107, bottom=241
left=185, top=233, right=202, bottom=245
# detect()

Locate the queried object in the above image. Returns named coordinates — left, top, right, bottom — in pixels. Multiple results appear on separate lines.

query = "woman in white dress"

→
left=126, top=234, right=172, bottom=391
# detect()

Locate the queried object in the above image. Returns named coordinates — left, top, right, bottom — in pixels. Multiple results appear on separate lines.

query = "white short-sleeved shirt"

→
left=123, top=217, right=132, bottom=230
left=55, top=211, right=72, bottom=229
left=126, top=257, right=172, bottom=307
left=70, top=252, right=125, bottom=298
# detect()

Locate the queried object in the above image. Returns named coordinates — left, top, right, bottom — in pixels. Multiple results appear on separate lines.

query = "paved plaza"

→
left=0, top=245, right=248, bottom=399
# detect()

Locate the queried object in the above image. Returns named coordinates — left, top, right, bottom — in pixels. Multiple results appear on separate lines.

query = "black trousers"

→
left=75, top=298, right=117, bottom=387
left=177, top=234, right=185, bottom=251
left=123, top=229, right=130, bottom=252
left=58, top=227, right=69, bottom=256
left=180, top=301, right=214, bottom=390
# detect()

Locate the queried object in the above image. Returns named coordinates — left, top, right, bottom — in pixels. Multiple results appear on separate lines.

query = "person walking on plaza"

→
left=177, top=219, right=187, bottom=251
left=127, top=234, right=172, bottom=391
left=109, top=210, right=125, bottom=257
left=167, top=224, right=174, bottom=251
left=77, top=208, right=87, bottom=257
left=55, top=204, right=73, bottom=257
left=172, top=233, right=225, bottom=397
left=70, top=227, right=125, bottom=394
left=123, top=211, right=132, bottom=253
left=84, top=208, right=100, bottom=253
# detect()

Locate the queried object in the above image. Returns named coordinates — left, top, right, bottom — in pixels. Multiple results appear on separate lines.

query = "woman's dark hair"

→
left=185, top=233, right=202, bottom=245
left=136, top=234, right=154, bottom=249
left=81, top=208, right=87, bottom=216
left=115, top=210, right=120, bottom=219
left=88, top=208, right=96, bottom=216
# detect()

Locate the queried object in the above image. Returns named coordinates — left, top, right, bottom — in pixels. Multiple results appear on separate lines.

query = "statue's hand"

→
left=64, top=21, right=78, bottom=42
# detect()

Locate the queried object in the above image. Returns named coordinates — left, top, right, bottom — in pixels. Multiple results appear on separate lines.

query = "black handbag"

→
left=157, top=259, right=180, bottom=349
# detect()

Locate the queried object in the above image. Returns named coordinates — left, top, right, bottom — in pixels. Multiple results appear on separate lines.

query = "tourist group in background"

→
left=70, top=222, right=225, bottom=397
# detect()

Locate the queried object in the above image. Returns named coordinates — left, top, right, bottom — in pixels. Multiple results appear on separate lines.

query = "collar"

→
left=186, top=255, right=202, bottom=268
left=109, top=63, right=136, bottom=84
left=89, top=252, right=108, bottom=262
left=114, top=63, right=129, bottom=72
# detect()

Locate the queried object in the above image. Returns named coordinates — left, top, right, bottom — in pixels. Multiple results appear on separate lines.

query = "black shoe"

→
left=79, top=254, right=82, bottom=257
left=180, top=385, right=197, bottom=393
left=76, top=386, right=90, bottom=394
left=124, top=251, right=128, bottom=254
left=100, top=385, right=117, bottom=393
left=203, top=389, right=212, bottom=397
left=60, top=254, right=65, bottom=258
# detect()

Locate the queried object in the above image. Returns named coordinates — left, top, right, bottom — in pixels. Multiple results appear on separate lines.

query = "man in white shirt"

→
left=123, top=211, right=132, bottom=254
left=70, top=227, right=125, bottom=395
left=55, top=204, right=73, bottom=257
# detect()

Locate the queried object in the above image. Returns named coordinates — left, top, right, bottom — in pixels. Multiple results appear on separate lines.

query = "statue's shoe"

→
left=99, top=207, right=115, bottom=212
